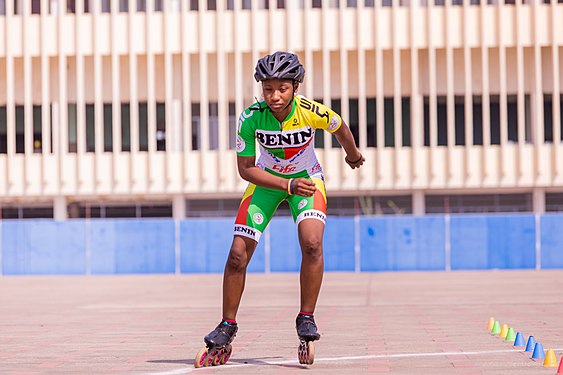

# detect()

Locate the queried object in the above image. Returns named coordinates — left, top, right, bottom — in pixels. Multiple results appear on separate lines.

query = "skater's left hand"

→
left=345, top=152, right=365, bottom=169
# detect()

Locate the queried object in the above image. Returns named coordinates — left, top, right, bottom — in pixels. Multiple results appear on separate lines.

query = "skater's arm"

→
left=237, top=156, right=316, bottom=197
left=333, top=121, right=365, bottom=169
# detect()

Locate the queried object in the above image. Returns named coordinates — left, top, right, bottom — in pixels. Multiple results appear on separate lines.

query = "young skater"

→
left=195, top=51, right=364, bottom=367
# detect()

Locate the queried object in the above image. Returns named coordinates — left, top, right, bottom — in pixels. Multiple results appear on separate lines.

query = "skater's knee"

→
left=301, top=237, right=323, bottom=262
left=226, top=247, right=248, bottom=273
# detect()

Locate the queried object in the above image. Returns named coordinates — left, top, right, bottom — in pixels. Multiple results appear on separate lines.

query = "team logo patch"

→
left=329, top=115, right=339, bottom=131
left=298, top=199, right=308, bottom=210
left=236, top=134, right=245, bottom=152
left=253, top=213, right=264, bottom=225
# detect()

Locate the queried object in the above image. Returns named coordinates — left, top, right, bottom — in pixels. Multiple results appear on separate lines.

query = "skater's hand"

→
left=290, top=178, right=316, bottom=197
left=345, top=152, right=365, bottom=169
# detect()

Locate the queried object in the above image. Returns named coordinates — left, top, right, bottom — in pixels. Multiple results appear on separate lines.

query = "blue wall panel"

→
left=90, top=219, right=175, bottom=274
left=541, top=214, right=563, bottom=269
left=324, top=217, right=355, bottom=271
left=450, top=215, right=536, bottom=270
left=3, top=213, right=563, bottom=276
left=270, top=217, right=301, bottom=272
left=180, top=218, right=265, bottom=273
left=359, top=216, right=445, bottom=271
left=2, top=220, right=86, bottom=275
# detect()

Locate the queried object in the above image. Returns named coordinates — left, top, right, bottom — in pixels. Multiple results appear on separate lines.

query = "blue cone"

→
left=525, top=335, right=536, bottom=352
left=531, top=342, right=545, bottom=359
left=513, top=332, right=525, bottom=347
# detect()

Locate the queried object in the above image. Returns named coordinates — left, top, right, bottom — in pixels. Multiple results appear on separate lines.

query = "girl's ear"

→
left=294, top=82, right=300, bottom=94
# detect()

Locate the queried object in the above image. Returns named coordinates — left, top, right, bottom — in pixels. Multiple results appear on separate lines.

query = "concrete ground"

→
left=1, top=270, right=562, bottom=374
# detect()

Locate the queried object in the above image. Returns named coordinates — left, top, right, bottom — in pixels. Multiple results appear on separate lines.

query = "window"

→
left=15, top=105, right=24, bottom=153
left=104, top=103, right=112, bottom=152
left=68, top=103, right=77, bottom=152
left=139, top=102, right=148, bottom=151
left=426, top=193, right=533, bottom=213
left=546, top=193, right=563, bottom=212
left=543, top=94, right=560, bottom=143
left=454, top=96, right=465, bottom=145
left=366, top=98, right=376, bottom=147
left=473, top=95, right=483, bottom=145
left=384, top=97, right=394, bottom=147
left=402, top=97, right=411, bottom=146
left=489, top=95, right=500, bottom=145
left=156, top=102, right=166, bottom=151
left=33, top=105, right=42, bottom=153
left=1, top=206, right=54, bottom=219
left=349, top=99, right=360, bottom=146
left=0, top=106, right=6, bottom=153
left=209, top=102, right=218, bottom=150
left=121, top=103, right=131, bottom=151
left=191, top=102, right=200, bottom=150
left=32, top=0, right=41, bottom=13
left=86, top=104, right=95, bottom=152
left=328, top=195, right=413, bottom=215
left=423, top=96, right=448, bottom=146
left=186, top=199, right=241, bottom=217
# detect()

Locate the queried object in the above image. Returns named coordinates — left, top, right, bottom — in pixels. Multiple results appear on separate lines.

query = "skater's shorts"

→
left=233, top=170, right=327, bottom=243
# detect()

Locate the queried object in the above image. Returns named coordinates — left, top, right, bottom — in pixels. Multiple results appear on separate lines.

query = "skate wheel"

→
left=194, top=347, right=208, bottom=368
left=209, top=348, right=220, bottom=366
left=298, top=340, right=315, bottom=365
left=220, top=344, right=232, bottom=365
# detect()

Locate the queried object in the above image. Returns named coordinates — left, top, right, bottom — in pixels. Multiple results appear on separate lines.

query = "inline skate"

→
left=194, top=321, right=238, bottom=368
left=296, top=313, right=320, bottom=365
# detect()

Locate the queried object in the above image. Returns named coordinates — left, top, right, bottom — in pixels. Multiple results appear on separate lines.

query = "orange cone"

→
left=487, top=317, right=495, bottom=331
left=544, top=349, right=557, bottom=367
left=499, top=324, right=508, bottom=338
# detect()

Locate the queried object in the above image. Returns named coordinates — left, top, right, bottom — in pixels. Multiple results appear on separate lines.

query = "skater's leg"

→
left=297, top=219, right=325, bottom=314
left=222, top=235, right=257, bottom=320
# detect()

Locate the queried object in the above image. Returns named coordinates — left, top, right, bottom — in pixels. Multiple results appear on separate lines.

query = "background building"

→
left=1, top=0, right=563, bottom=221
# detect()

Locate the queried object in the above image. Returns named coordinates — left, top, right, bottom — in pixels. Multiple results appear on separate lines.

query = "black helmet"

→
left=254, top=51, right=305, bottom=83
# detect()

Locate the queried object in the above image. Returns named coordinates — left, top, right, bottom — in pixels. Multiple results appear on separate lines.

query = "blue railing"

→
left=1, top=213, right=562, bottom=275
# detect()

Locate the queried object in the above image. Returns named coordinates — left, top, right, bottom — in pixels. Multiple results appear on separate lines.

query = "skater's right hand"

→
left=290, top=178, right=317, bottom=197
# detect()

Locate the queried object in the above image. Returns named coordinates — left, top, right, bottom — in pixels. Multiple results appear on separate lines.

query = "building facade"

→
left=1, top=0, right=563, bottom=219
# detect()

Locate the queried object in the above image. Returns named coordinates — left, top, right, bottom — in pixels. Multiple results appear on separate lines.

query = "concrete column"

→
left=533, top=188, right=545, bottom=214
left=412, top=190, right=425, bottom=215
left=172, top=194, right=186, bottom=220
left=53, top=196, right=67, bottom=221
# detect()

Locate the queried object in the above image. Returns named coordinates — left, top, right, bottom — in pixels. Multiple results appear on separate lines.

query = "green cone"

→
left=505, top=327, right=516, bottom=342
left=491, top=321, right=501, bottom=335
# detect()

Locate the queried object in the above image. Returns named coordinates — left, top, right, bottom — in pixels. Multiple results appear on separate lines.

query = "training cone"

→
left=505, top=327, right=516, bottom=342
left=491, top=321, right=501, bottom=335
left=499, top=324, right=508, bottom=338
left=543, top=349, right=557, bottom=367
left=557, top=356, right=563, bottom=374
left=487, top=317, right=495, bottom=331
left=513, top=332, right=525, bottom=347
left=525, top=335, right=536, bottom=352
left=531, top=342, right=545, bottom=359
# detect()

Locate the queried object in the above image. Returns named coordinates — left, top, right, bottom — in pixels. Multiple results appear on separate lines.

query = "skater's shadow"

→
left=230, top=357, right=306, bottom=369
left=148, top=357, right=307, bottom=369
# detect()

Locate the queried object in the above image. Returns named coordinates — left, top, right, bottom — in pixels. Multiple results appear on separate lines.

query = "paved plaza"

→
left=1, top=270, right=562, bottom=374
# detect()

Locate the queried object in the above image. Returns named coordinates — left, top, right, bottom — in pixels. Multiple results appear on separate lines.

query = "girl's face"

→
left=261, top=79, right=299, bottom=116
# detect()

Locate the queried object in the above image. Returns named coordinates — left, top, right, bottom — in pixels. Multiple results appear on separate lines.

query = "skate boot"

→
left=296, top=313, right=320, bottom=365
left=194, top=321, right=238, bottom=368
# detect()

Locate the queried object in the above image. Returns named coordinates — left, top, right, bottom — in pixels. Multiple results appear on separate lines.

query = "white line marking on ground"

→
left=148, top=347, right=563, bottom=375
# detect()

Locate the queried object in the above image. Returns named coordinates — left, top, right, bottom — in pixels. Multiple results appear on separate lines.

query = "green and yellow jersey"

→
left=236, top=95, right=342, bottom=178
